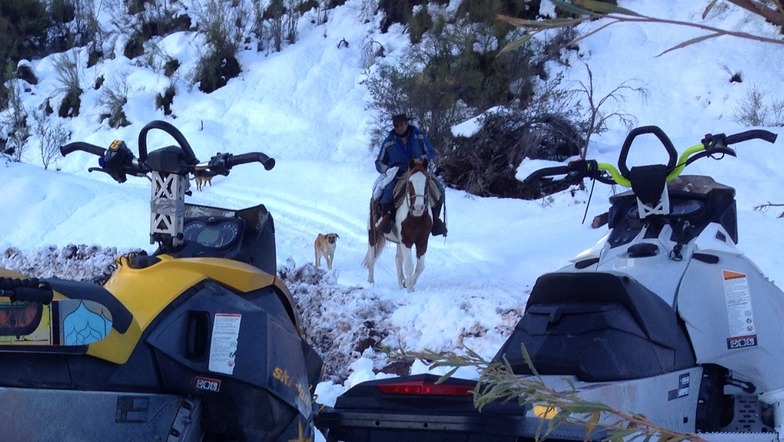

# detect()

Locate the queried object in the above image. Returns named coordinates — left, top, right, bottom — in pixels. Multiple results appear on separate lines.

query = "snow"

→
left=3, top=1, right=784, bottom=440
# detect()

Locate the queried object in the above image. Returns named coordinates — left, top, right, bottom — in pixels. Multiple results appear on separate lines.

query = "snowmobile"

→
left=0, top=120, right=323, bottom=441
left=316, top=126, right=783, bottom=442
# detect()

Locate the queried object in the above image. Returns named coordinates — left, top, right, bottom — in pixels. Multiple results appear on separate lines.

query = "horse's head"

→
left=405, top=158, right=430, bottom=217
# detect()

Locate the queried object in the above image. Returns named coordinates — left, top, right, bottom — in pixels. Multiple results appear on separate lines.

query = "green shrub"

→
left=98, top=76, right=130, bottom=128
left=53, top=52, right=83, bottom=118
left=0, top=0, right=50, bottom=64
left=192, top=0, right=245, bottom=92
left=155, top=83, right=176, bottom=116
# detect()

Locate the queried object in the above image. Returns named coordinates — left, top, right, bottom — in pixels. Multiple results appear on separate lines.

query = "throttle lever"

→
left=206, top=152, right=233, bottom=176
left=701, top=133, right=728, bottom=151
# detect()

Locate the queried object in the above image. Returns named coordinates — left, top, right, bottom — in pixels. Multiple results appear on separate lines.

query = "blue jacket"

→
left=375, top=125, right=436, bottom=175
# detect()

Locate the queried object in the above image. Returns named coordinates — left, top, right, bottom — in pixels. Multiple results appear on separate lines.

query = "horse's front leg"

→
left=395, top=244, right=409, bottom=289
left=410, top=255, right=425, bottom=291
left=400, top=245, right=416, bottom=292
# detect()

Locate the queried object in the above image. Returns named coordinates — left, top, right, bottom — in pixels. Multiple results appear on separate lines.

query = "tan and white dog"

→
left=193, top=170, right=216, bottom=191
left=314, top=233, right=340, bottom=269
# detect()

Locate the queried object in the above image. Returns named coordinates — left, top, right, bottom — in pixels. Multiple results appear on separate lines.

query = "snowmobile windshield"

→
left=0, top=301, right=43, bottom=337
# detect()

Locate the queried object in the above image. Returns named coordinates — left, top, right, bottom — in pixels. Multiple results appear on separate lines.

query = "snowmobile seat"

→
left=495, top=271, right=696, bottom=381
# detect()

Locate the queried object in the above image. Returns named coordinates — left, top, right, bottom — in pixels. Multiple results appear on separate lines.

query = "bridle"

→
left=405, top=168, right=429, bottom=218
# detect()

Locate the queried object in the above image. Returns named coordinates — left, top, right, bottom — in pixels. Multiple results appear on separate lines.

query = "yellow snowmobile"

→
left=0, top=120, right=322, bottom=441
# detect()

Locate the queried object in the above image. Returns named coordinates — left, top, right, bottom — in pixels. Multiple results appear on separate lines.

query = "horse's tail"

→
left=364, top=235, right=386, bottom=265
left=364, top=198, right=387, bottom=268
left=362, top=237, right=386, bottom=269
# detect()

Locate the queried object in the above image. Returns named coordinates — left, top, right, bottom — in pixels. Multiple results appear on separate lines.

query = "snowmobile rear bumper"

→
left=317, top=402, right=607, bottom=442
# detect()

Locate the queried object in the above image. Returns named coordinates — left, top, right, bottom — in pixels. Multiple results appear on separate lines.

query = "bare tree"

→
left=572, top=63, right=647, bottom=158
left=1, top=79, right=30, bottom=162
left=32, top=109, right=69, bottom=170
left=734, top=83, right=784, bottom=126
left=498, top=0, right=784, bottom=56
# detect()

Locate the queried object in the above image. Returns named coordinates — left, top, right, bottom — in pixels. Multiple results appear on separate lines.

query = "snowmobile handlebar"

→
left=0, top=278, right=53, bottom=304
left=524, top=127, right=778, bottom=189
left=60, top=120, right=277, bottom=183
left=521, top=159, right=616, bottom=187
left=137, top=120, right=198, bottom=165
left=60, top=139, right=148, bottom=183
left=194, top=152, right=276, bottom=176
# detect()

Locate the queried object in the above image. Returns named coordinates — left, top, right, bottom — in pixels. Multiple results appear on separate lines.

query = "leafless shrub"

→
left=360, top=38, right=385, bottom=69
left=734, top=84, right=784, bottom=127
left=1, top=79, right=30, bottom=162
left=571, top=63, right=647, bottom=158
left=32, top=108, right=69, bottom=170
left=255, top=0, right=301, bottom=53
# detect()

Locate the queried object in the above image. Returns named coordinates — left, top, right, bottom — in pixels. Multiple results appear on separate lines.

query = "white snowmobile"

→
left=0, top=120, right=322, bottom=441
left=317, top=126, right=782, bottom=442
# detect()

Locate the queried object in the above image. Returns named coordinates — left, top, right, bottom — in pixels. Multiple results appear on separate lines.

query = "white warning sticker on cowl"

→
left=209, top=313, right=242, bottom=374
left=723, top=270, right=757, bottom=349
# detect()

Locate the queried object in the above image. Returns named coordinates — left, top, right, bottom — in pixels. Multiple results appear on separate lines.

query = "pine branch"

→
left=400, top=349, right=706, bottom=442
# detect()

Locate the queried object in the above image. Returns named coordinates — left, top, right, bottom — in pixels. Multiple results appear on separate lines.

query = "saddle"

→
left=391, top=176, right=442, bottom=209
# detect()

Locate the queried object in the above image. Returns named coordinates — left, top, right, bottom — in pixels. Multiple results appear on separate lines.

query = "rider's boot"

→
left=431, top=201, right=447, bottom=237
left=379, top=203, right=393, bottom=234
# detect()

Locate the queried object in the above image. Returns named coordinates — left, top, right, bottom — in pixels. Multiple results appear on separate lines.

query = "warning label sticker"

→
left=723, top=270, right=757, bottom=349
left=209, top=313, right=241, bottom=374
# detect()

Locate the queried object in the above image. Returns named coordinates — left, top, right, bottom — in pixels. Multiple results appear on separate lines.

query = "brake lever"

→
left=87, top=167, right=114, bottom=177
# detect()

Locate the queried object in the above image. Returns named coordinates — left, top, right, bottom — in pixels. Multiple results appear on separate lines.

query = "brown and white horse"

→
left=364, top=158, right=433, bottom=292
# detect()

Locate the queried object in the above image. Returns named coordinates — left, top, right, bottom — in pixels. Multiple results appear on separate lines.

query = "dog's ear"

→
left=335, top=234, right=340, bottom=239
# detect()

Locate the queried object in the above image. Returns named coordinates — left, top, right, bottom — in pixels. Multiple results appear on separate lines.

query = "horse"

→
left=364, top=158, right=433, bottom=292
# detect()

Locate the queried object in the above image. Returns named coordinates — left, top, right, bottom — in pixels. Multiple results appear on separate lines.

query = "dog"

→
left=193, top=170, right=217, bottom=191
left=314, top=233, right=340, bottom=269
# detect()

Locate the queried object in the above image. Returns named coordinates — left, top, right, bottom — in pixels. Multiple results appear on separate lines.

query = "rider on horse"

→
left=375, top=113, right=447, bottom=236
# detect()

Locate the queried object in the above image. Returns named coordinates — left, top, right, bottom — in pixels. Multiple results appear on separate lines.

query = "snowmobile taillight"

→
left=376, top=380, right=474, bottom=396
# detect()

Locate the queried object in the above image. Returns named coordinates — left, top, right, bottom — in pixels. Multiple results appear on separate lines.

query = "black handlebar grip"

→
left=60, top=142, right=106, bottom=157
left=0, top=278, right=53, bottom=304
left=9, top=286, right=54, bottom=304
left=725, top=129, right=778, bottom=145
left=227, top=152, right=276, bottom=170
left=522, top=165, right=571, bottom=185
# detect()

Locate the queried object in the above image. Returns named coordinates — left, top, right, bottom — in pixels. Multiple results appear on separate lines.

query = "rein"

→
left=405, top=169, right=430, bottom=215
